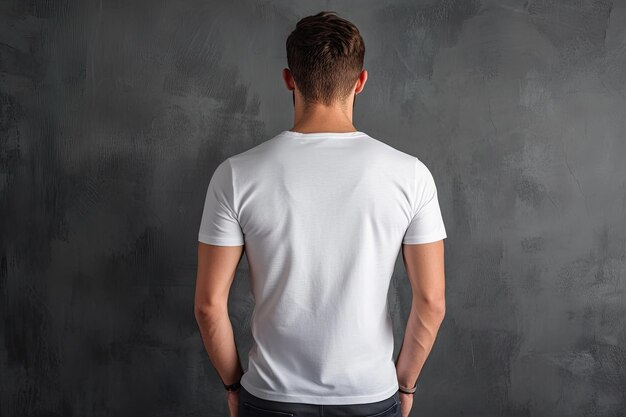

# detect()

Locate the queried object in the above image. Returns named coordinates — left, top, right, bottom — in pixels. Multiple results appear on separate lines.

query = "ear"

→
left=282, top=68, right=295, bottom=91
left=355, top=69, right=368, bottom=95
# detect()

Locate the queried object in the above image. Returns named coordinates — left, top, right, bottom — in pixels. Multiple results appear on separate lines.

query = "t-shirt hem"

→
left=402, top=232, right=447, bottom=244
left=198, top=233, right=244, bottom=246
left=240, top=380, right=400, bottom=405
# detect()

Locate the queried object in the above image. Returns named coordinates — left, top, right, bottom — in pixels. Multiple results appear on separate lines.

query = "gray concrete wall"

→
left=1, top=0, right=625, bottom=415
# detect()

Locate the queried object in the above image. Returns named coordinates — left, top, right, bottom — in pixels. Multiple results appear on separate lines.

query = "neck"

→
left=291, top=95, right=357, bottom=133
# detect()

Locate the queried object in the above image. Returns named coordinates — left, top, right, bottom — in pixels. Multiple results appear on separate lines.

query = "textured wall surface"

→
left=1, top=0, right=625, bottom=416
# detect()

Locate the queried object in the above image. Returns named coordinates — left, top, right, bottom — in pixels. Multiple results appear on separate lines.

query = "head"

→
left=284, top=11, right=366, bottom=111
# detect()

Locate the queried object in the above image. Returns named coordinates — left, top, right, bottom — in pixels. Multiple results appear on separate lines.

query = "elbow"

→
left=194, top=303, right=211, bottom=322
left=194, top=290, right=228, bottom=321
left=414, top=295, right=446, bottom=319
left=194, top=302, right=226, bottom=322
left=434, top=300, right=446, bottom=319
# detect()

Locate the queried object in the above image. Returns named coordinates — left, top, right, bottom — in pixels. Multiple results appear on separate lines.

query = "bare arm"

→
left=194, top=242, right=246, bottom=387
left=395, top=239, right=446, bottom=390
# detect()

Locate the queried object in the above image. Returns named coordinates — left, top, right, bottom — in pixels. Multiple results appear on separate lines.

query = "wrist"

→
left=223, top=370, right=245, bottom=392
left=398, top=380, right=417, bottom=395
left=224, top=380, right=242, bottom=392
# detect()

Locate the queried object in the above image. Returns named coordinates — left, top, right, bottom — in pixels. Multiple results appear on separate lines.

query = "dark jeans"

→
left=238, top=386, right=401, bottom=417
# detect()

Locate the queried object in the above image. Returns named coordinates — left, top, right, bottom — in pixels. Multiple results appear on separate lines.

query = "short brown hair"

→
left=286, top=11, right=365, bottom=106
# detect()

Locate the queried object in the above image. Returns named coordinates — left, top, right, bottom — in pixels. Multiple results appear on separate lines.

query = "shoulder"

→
left=227, top=133, right=285, bottom=168
left=361, top=134, right=439, bottom=192
left=360, top=134, right=417, bottom=167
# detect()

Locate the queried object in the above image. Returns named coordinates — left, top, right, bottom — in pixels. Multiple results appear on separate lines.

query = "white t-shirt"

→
left=198, top=130, right=447, bottom=405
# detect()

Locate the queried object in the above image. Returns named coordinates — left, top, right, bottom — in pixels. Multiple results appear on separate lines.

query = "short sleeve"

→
left=198, top=158, right=245, bottom=246
left=402, top=158, right=447, bottom=244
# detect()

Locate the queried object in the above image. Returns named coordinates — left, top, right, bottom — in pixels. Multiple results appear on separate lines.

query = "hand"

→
left=227, top=389, right=240, bottom=417
left=398, top=392, right=413, bottom=417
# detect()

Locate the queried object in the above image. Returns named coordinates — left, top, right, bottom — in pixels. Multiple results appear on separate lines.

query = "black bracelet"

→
left=224, top=369, right=246, bottom=392
left=224, top=380, right=241, bottom=392
left=398, top=380, right=417, bottom=395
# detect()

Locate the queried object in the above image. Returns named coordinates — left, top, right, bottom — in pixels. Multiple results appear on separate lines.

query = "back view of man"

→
left=194, top=11, right=447, bottom=417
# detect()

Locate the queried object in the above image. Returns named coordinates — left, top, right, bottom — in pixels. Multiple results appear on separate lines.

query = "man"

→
left=194, top=11, right=447, bottom=417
